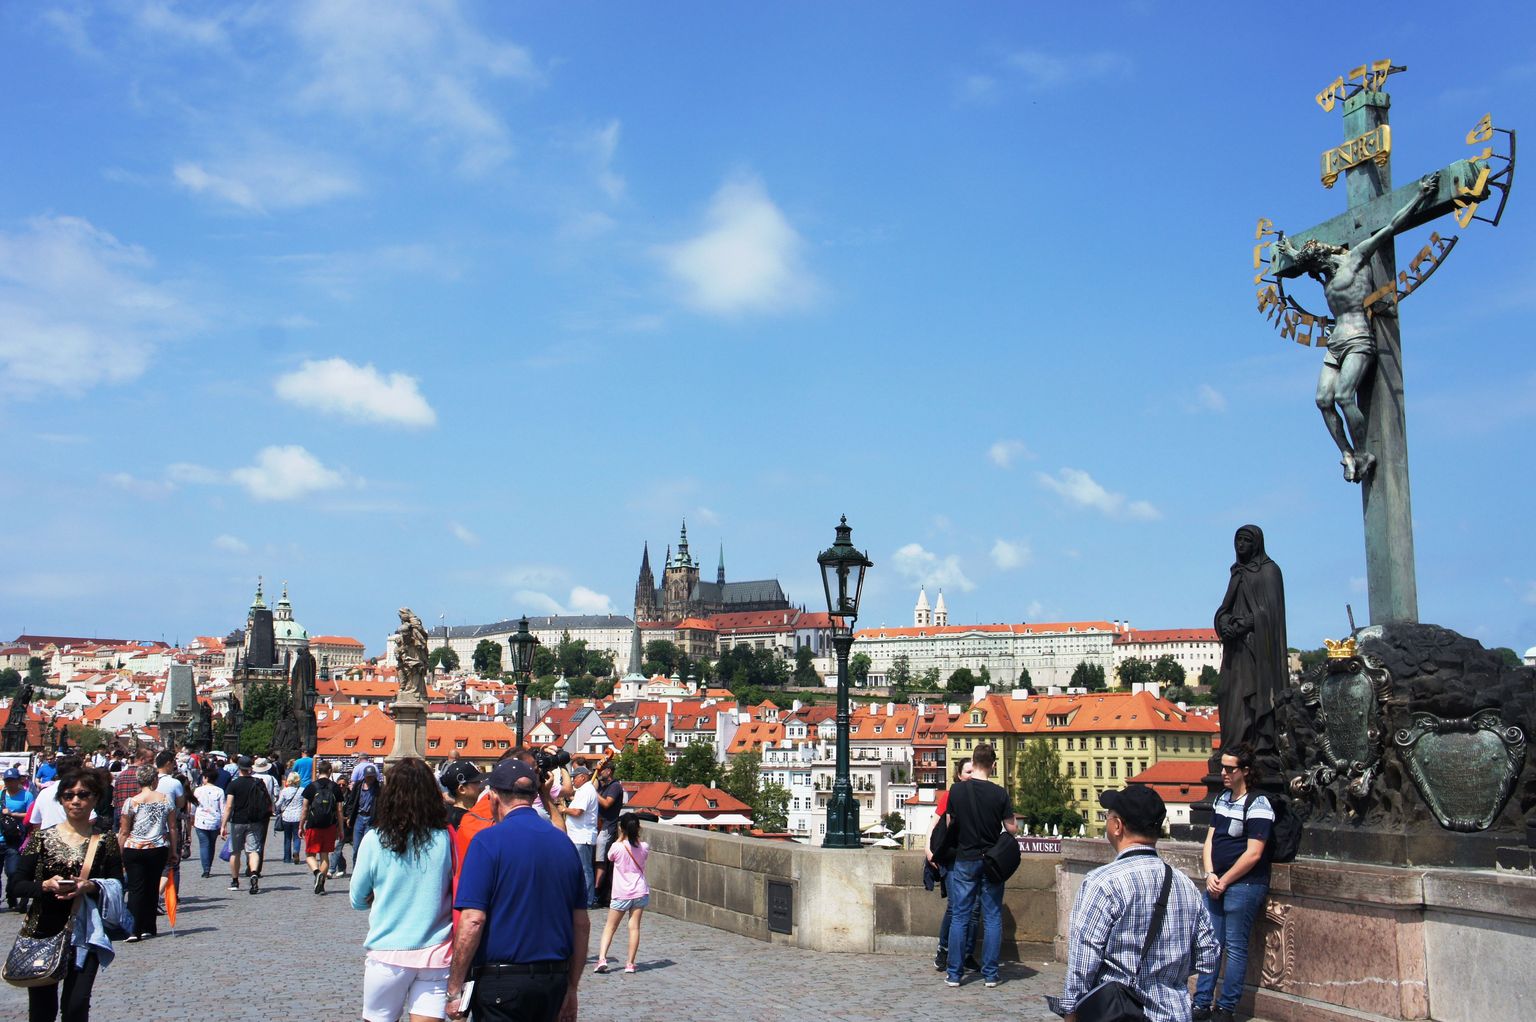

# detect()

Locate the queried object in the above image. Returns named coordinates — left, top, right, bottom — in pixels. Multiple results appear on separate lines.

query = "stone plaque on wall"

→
left=767, top=879, right=793, bottom=934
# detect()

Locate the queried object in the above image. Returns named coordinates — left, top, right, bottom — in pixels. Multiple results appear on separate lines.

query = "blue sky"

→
left=2, top=2, right=1533, bottom=657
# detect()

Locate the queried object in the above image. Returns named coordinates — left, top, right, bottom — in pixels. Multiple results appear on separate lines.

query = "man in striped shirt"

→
left=1057, top=786, right=1218, bottom=1022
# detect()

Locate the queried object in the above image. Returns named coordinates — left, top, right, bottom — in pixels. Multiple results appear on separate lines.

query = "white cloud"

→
left=106, top=472, right=174, bottom=498
left=173, top=149, right=360, bottom=213
left=290, top=0, right=539, bottom=175
left=0, top=216, right=198, bottom=395
left=450, top=522, right=479, bottom=546
left=1037, top=468, right=1161, bottom=521
left=891, top=543, right=975, bottom=593
left=166, top=462, right=224, bottom=485
left=213, top=534, right=250, bottom=554
left=567, top=586, right=614, bottom=615
left=1191, top=383, right=1227, bottom=413
left=230, top=445, right=346, bottom=501
left=659, top=175, right=817, bottom=316
left=276, top=244, right=459, bottom=301
left=275, top=357, right=436, bottom=428
left=956, top=73, right=998, bottom=104
left=988, top=438, right=1035, bottom=468
left=501, top=565, right=568, bottom=590
left=1524, top=581, right=1536, bottom=606
left=133, top=1, right=230, bottom=48
left=588, top=120, right=624, bottom=201
left=513, top=590, right=565, bottom=616
left=991, top=539, right=1032, bottom=570
left=694, top=506, right=721, bottom=528
left=1007, top=50, right=1132, bottom=91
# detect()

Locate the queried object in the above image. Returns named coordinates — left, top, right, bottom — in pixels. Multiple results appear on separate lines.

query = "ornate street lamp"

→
left=817, top=515, right=873, bottom=849
left=506, top=617, right=541, bottom=748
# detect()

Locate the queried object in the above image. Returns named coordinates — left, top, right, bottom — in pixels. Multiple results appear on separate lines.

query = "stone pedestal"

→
left=1057, top=838, right=1536, bottom=1022
left=387, top=700, right=427, bottom=763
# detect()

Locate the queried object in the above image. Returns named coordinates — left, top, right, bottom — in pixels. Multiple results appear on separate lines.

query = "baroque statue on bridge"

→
left=395, top=607, right=431, bottom=704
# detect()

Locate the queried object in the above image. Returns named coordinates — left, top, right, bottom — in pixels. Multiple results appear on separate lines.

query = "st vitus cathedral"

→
left=633, top=521, right=793, bottom=624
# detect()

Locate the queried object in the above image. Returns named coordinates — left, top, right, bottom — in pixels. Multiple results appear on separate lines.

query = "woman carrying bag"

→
left=6, top=765, right=125, bottom=1022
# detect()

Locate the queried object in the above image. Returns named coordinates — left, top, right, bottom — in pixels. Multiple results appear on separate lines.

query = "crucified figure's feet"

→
left=1341, top=452, right=1356, bottom=482
left=1352, top=451, right=1377, bottom=483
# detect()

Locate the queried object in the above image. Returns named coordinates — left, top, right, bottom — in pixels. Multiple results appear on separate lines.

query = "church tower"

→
left=934, top=589, right=948, bottom=627
left=914, top=586, right=931, bottom=628
left=717, top=544, right=726, bottom=587
left=662, top=520, right=700, bottom=619
left=634, top=543, right=658, bottom=623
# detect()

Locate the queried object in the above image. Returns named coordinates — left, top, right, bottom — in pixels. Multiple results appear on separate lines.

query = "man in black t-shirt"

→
left=941, top=742, right=1016, bottom=988
left=218, top=756, right=272, bottom=894
left=591, top=764, right=624, bottom=907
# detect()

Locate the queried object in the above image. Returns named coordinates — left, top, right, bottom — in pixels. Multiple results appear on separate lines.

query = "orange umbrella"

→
left=163, top=872, right=178, bottom=931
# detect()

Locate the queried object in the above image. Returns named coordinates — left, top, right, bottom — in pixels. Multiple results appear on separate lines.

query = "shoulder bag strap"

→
left=64, top=834, right=104, bottom=924
left=1132, top=862, right=1175, bottom=982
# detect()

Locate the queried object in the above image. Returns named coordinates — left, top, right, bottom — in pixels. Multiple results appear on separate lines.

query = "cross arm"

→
left=1268, top=157, right=1487, bottom=278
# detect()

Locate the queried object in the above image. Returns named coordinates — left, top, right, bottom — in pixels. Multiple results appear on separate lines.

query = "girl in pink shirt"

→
left=593, top=814, right=649, bottom=975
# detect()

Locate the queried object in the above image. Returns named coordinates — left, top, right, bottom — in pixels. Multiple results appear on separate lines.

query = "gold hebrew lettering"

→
left=1364, top=281, right=1396, bottom=310
left=1316, top=76, right=1345, bottom=112
left=1349, top=64, right=1367, bottom=88
left=1255, top=218, right=1275, bottom=240
left=1453, top=200, right=1479, bottom=228
left=1368, top=59, right=1391, bottom=91
left=1459, top=162, right=1492, bottom=200
left=1467, top=113, right=1494, bottom=145
left=1253, top=243, right=1269, bottom=269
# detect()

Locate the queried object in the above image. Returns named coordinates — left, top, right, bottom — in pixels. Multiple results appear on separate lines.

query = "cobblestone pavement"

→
left=0, top=856, right=1255, bottom=1022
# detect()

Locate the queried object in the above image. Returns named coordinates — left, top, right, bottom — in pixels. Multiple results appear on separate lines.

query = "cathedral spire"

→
left=639, top=542, right=653, bottom=579
left=717, top=543, right=725, bottom=586
left=251, top=576, right=266, bottom=610
left=677, top=519, right=691, bottom=566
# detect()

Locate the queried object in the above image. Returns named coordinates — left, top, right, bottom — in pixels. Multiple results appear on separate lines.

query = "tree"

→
left=533, top=647, right=558, bottom=678
left=977, top=664, right=992, bottom=690
left=585, top=649, right=615, bottom=678
left=670, top=741, right=719, bottom=788
left=1198, top=664, right=1220, bottom=691
left=946, top=667, right=977, bottom=696
left=793, top=646, right=819, bottom=686
left=1163, top=685, right=1196, bottom=704
left=849, top=652, right=871, bottom=685
left=1012, top=738, right=1078, bottom=832
left=429, top=646, right=460, bottom=671
left=917, top=667, right=942, bottom=691
left=1016, top=666, right=1032, bottom=689
left=614, top=741, right=670, bottom=782
left=26, top=658, right=46, bottom=687
left=1071, top=661, right=1107, bottom=692
left=0, top=667, right=20, bottom=695
left=643, top=639, right=680, bottom=678
left=887, top=655, right=911, bottom=690
left=715, top=645, right=789, bottom=689
left=1116, top=657, right=1152, bottom=689
left=1150, top=654, right=1186, bottom=687
left=244, top=681, right=291, bottom=723
left=881, top=811, right=905, bottom=834
left=1492, top=647, right=1523, bottom=669
left=239, top=720, right=275, bottom=756
left=1294, top=646, right=1328, bottom=674
left=720, top=751, right=761, bottom=810
left=556, top=632, right=589, bottom=679
left=66, top=724, right=110, bottom=754
left=756, top=782, right=790, bottom=833
left=472, top=639, right=503, bottom=677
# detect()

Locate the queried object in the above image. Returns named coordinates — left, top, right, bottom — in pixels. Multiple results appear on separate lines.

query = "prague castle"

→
left=633, top=521, right=793, bottom=624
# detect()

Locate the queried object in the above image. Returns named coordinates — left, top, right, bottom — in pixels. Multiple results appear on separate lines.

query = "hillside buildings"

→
left=633, top=521, right=793, bottom=624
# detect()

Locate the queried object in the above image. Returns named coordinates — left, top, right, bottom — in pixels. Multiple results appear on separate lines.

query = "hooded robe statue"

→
left=1213, top=524, right=1288, bottom=757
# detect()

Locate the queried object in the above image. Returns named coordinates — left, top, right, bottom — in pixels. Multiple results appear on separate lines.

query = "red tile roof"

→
left=1113, top=628, right=1219, bottom=645
left=949, top=691, right=1219, bottom=736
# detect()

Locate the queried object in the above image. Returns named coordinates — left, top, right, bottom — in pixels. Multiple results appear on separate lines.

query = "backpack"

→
left=1245, top=790, right=1302, bottom=864
left=307, top=781, right=339, bottom=830
left=245, top=776, right=273, bottom=819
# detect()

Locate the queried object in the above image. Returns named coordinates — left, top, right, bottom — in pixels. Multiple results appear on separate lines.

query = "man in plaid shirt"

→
left=112, top=748, right=152, bottom=830
left=1057, top=786, right=1219, bottom=1022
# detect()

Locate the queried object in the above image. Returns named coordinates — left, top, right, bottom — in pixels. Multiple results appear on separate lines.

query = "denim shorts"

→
left=611, top=894, right=649, bottom=912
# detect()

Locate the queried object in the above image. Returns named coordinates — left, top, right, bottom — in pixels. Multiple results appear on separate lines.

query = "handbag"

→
left=1071, top=861, right=1174, bottom=1022
left=983, top=829, right=1022, bottom=884
left=3, top=835, right=101, bottom=989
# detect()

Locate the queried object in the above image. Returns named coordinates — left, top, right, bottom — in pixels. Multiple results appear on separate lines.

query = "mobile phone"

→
left=56, top=879, right=77, bottom=893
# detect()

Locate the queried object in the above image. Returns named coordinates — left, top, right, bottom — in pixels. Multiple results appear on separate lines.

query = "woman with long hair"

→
left=11, top=765, right=124, bottom=1022
left=593, top=812, right=649, bottom=975
left=274, top=772, right=304, bottom=864
left=349, top=758, right=453, bottom=1022
left=116, top=764, right=177, bottom=941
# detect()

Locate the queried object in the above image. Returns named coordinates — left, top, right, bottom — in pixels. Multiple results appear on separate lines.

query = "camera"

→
left=533, top=748, right=570, bottom=777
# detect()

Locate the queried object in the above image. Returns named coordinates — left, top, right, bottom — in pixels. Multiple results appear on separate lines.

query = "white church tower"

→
left=934, top=589, right=948, bottom=627
left=914, top=587, right=931, bottom=627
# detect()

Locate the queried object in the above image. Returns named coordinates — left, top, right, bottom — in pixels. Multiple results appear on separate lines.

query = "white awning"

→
left=662, top=813, right=753, bottom=827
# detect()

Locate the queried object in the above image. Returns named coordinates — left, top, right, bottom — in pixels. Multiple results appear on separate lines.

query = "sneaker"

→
left=984, top=979, right=999, bottom=988
left=333, top=869, right=346, bottom=878
left=1211, top=1010, right=1236, bottom=1022
left=201, top=871, right=211, bottom=879
left=1193, top=1006, right=1213, bottom=1021
left=945, top=979, right=961, bottom=988
left=934, top=948, right=947, bottom=971
left=228, top=878, right=240, bottom=891
left=623, top=963, right=636, bottom=974
left=248, top=875, right=260, bottom=895
left=124, top=934, right=141, bottom=943
left=593, top=959, right=609, bottom=974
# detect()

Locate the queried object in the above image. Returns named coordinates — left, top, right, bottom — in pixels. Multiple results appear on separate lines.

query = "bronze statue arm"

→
left=1353, top=173, right=1439, bottom=266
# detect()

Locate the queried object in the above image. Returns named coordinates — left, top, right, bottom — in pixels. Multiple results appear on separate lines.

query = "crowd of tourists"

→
left=2, top=743, right=648, bottom=1022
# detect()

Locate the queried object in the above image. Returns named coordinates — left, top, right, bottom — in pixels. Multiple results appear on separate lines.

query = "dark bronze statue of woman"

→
left=1214, top=524, right=1288, bottom=758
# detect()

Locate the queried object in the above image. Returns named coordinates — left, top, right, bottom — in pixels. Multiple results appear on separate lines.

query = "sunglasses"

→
left=1219, top=764, right=1245, bottom=773
left=60, top=790, right=96, bottom=801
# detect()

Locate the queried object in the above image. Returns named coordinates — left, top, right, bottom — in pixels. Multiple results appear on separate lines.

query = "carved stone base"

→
left=388, top=700, right=428, bottom=763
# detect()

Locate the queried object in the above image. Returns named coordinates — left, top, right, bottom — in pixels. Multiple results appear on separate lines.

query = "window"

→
left=1067, top=762, right=1076, bottom=777
left=1094, top=736, right=1103, bottom=750
left=1108, top=736, right=1117, bottom=750
left=372, top=739, right=385, bottom=749
left=1080, top=761, right=1087, bottom=777
left=706, top=799, right=718, bottom=808
left=1080, top=788, right=1089, bottom=801
left=1139, top=736, right=1148, bottom=750
left=1094, top=762, right=1103, bottom=778
left=1140, top=760, right=1148, bottom=773
left=1109, top=762, right=1117, bottom=778
left=1158, top=736, right=1167, bottom=750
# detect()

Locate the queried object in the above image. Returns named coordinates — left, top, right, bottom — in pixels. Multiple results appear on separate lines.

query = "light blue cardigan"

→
left=349, top=828, right=454, bottom=950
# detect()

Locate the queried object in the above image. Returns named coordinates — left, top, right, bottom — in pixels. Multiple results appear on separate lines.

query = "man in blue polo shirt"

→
left=447, top=759, right=587, bottom=1022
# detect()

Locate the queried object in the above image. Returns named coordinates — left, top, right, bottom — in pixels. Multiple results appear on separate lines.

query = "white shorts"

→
left=362, top=959, right=448, bottom=1022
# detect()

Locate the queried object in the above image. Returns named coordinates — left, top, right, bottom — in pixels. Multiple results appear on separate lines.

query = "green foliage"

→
left=239, top=719, right=274, bottom=756
left=978, top=664, right=992, bottom=690
left=643, top=639, right=680, bottom=677
left=1296, top=647, right=1328, bottom=674
left=529, top=675, right=557, bottom=700
left=532, top=647, right=558, bottom=678
left=1150, top=655, right=1186, bottom=687
left=586, top=649, right=615, bottom=678
left=565, top=675, right=616, bottom=700
left=719, top=751, right=761, bottom=810
left=669, top=741, right=719, bottom=788
left=66, top=724, right=110, bottom=754
left=793, top=646, right=819, bottom=686
left=755, top=782, right=790, bottom=833
left=1163, top=685, right=1196, bottom=704
left=0, top=667, right=20, bottom=695
left=1492, top=647, right=1522, bottom=669
left=27, top=658, right=46, bottom=687
left=1071, top=661, right=1107, bottom=691
left=244, top=681, right=291, bottom=723
left=917, top=667, right=941, bottom=691
left=1198, top=664, right=1220, bottom=691
left=613, top=741, right=670, bottom=782
left=472, top=639, right=503, bottom=677
left=881, top=811, right=905, bottom=834
left=849, top=652, right=871, bottom=685
left=1116, top=657, right=1152, bottom=689
left=429, top=646, right=460, bottom=671
left=715, top=645, right=789, bottom=689
left=1012, top=738, right=1078, bottom=832
left=946, top=667, right=977, bottom=695
left=887, top=655, right=911, bottom=689
left=1016, top=666, right=1032, bottom=688
left=556, top=632, right=591, bottom=679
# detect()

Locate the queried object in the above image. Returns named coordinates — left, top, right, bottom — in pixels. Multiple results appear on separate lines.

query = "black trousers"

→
left=28, top=950, right=100, bottom=1022
left=122, top=845, right=169, bottom=937
left=472, top=971, right=569, bottom=1022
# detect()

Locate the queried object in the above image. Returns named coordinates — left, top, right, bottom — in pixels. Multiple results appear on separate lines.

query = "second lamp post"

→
left=506, top=617, right=541, bottom=748
left=817, top=515, right=873, bottom=849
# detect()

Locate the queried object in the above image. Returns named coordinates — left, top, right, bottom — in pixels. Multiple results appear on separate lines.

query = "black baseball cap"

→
left=441, top=762, right=483, bottom=793
left=1099, top=786, right=1166, bottom=836
left=487, top=759, right=538, bottom=793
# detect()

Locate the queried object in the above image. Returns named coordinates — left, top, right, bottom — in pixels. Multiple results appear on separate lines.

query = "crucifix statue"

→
left=1257, top=62, right=1514, bottom=625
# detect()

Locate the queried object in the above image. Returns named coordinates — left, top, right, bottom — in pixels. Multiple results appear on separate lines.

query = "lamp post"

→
left=817, top=515, right=873, bottom=849
left=506, top=617, right=541, bottom=748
